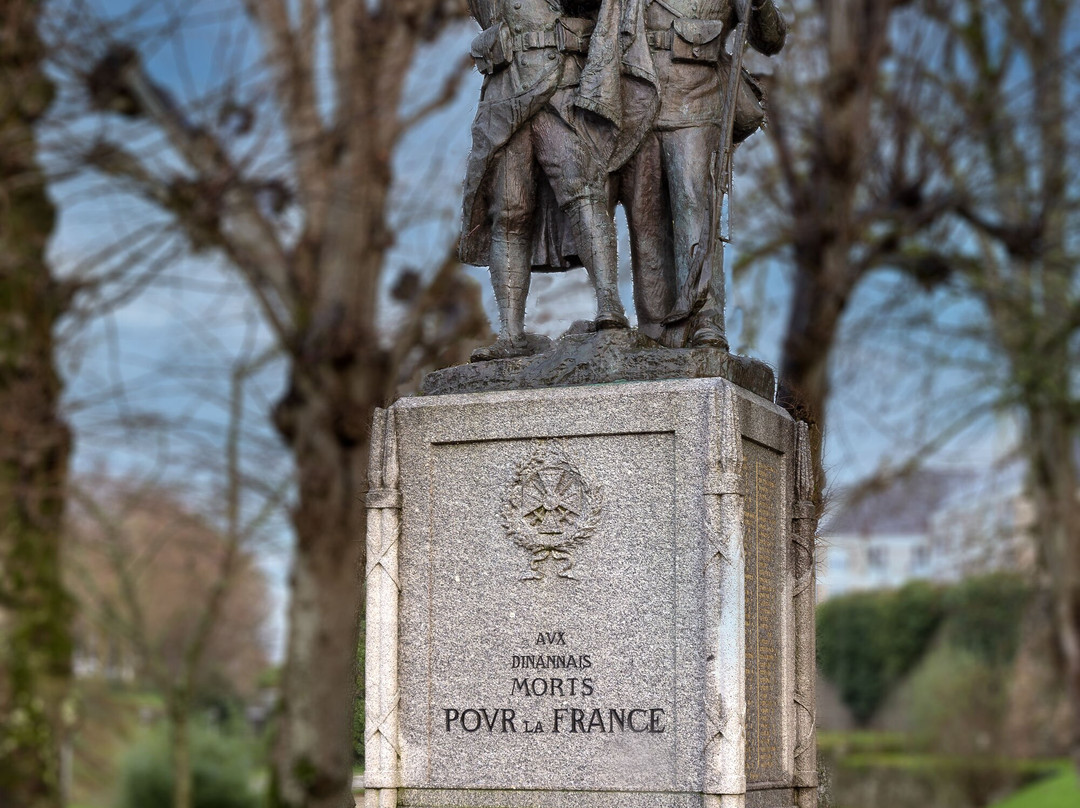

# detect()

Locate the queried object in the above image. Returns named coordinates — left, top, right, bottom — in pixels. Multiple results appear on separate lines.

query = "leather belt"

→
left=512, top=30, right=558, bottom=51
left=646, top=28, right=675, bottom=50
left=511, top=23, right=593, bottom=54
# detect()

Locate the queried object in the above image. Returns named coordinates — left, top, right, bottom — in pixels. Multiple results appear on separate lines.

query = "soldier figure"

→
left=621, top=0, right=787, bottom=348
left=462, top=0, right=629, bottom=362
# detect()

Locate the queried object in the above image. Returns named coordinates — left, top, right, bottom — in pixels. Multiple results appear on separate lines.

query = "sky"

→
left=44, top=0, right=1022, bottom=660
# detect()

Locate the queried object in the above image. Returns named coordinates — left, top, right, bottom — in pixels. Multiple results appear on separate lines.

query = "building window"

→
left=868, top=546, right=887, bottom=571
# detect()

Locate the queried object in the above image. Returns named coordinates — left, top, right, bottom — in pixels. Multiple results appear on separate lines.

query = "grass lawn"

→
left=990, top=766, right=1079, bottom=808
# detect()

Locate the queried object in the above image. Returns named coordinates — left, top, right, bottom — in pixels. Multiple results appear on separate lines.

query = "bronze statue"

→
left=461, top=0, right=787, bottom=359
left=461, top=0, right=630, bottom=362
left=621, top=0, right=787, bottom=350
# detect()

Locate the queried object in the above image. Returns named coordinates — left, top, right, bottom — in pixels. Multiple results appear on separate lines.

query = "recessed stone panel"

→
left=743, top=438, right=788, bottom=786
left=400, top=432, right=693, bottom=792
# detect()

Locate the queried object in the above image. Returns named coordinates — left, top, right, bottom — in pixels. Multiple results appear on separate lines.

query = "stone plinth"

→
left=365, top=375, right=816, bottom=808
left=419, top=330, right=776, bottom=401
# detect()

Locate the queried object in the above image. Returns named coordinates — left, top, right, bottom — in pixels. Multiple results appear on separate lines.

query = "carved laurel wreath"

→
left=501, top=442, right=602, bottom=554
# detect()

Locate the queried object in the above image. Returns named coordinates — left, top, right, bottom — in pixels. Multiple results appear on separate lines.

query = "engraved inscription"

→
left=440, top=629, right=665, bottom=736
left=743, top=439, right=785, bottom=784
left=502, top=442, right=602, bottom=581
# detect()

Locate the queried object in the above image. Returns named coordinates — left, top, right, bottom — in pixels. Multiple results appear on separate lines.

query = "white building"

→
left=816, top=466, right=1031, bottom=601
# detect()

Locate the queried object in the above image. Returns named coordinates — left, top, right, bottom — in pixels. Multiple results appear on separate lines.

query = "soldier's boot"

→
left=691, top=246, right=728, bottom=349
left=690, top=306, right=729, bottom=350
left=471, top=236, right=551, bottom=362
left=568, top=197, right=628, bottom=330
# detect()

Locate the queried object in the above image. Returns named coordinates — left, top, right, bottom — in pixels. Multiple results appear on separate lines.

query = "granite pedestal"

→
left=365, top=348, right=816, bottom=808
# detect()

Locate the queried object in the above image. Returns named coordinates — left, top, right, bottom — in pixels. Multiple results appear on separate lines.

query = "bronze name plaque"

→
left=742, top=438, right=786, bottom=784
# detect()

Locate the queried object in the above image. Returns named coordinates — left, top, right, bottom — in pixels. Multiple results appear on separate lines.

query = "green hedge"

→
left=817, top=580, right=946, bottom=723
left=817, top=574, right=1032, bottom=725
left=820, top=744, right=1065, bottom=808
left=941, top=573, right=1031, bottom=667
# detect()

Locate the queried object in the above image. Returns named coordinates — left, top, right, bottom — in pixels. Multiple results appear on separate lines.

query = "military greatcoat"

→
left=460, top=0, right=600, bottom=271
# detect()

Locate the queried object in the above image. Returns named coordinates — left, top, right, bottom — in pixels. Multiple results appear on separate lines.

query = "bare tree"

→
left=43, top=1, right=489, bottom=804
left=0, top=2, right=74, bottom=806
left=910, top=0, right=1080, bottom=771
left=68, top=349, right=285, bottom=808
left=750, top=0, right=958, bottom=510
left=733, top=17, right=976, bottom=801
left=764, top=0, right=1080, bottom=772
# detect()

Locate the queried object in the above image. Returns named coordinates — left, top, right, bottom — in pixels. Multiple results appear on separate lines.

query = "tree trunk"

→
left=777, top=249, right=849, bottom=516
left=0, top=2, right=73, bottom=806
left=267, top=17, right=419, bottom=803
left=169, top=698, right=193, bottom=808
left=270, top=199, right=393, bottom=807
left=1025, top=398, right=1080, bottom=772
left=1022, top=0, right=1080, bottom=772
left=771, top=0, right=899, bottom=516
left=271, top=361, right=387, bottom=808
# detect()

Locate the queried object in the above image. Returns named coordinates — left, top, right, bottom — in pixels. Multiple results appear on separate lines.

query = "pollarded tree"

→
left=744, top=0, right=959, bottom=510
left=45, top=1, right=488, bottom=805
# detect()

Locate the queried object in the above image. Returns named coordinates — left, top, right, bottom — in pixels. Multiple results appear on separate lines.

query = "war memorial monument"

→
left=364, top=1, right=817, bottom=806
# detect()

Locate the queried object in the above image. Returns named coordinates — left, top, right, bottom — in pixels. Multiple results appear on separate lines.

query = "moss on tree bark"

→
left=0, top=2, right=74, bottom=806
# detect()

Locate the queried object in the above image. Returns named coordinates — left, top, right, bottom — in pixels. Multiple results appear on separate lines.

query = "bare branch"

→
left=69, top=484, right=159, bottom=682
left=243, top=0, right=329, bottom=222
left=81, top=140, right=293, bottom=340
left=389, top=240, right=492, bottom=390
left=396, top=52, right=475, bottom=136
left=85, top=47, right=295, bottom=320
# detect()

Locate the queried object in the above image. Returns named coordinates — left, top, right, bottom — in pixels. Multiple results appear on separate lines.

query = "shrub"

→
left=817, top=580, right=946, bottom=724
left=906, top=645, right=1008, bottom=757
left=817, top=573, right=1033, bottom=725
left=819, top=747, right=1059, bottom=808
left=941, top=573, right=1032, bottom=667
left=116, top=722, right=260, bottom=808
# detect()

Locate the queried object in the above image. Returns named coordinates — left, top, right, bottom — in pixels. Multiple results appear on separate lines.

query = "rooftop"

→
left=822, top=468, right=977, bottom=535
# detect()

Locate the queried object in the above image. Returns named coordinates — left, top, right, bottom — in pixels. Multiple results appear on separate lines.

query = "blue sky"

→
left=44, top=0, right=1019, bottom=658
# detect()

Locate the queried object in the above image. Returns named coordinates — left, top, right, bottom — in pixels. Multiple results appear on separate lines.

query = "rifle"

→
left=717, top=0, right=751, bottom=244
left=708, top=0, right=751, bottom=316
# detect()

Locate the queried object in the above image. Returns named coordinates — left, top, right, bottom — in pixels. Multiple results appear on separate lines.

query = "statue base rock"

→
left=420, top=329, right=776, bottom=401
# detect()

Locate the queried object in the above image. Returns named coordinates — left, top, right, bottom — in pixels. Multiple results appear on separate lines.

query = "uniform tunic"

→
left=645, top=0, right=787, bottom=135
